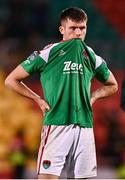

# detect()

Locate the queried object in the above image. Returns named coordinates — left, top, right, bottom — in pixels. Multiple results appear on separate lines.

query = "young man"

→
left=5, top=7, right=118, bottom=179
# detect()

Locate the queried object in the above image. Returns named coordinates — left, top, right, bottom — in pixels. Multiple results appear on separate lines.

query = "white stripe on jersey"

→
left=39, top=43, right=59, bottom=62
left=87, top=46, right=106, bottom=70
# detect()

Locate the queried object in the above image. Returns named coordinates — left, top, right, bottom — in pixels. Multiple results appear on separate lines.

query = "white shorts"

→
left=37, top=125, right=97, bottom=179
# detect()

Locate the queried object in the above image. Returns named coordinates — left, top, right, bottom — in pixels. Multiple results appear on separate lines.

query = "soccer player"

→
left=5, top=7, right=118, bottom=179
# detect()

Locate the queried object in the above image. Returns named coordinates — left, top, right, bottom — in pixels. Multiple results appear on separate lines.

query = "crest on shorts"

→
left=43, top=160, right=51, bottom=169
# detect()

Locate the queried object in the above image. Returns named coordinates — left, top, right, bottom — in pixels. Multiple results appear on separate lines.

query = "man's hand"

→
left=5, top=65, right=50, bottom=115
left=35, top=98, right=50, bottom=115
left=90, top=96, right=96, bottom=106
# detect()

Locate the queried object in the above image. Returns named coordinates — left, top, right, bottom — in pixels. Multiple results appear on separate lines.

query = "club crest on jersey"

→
left=43, top=160, right=51, bottom=169
left=82, top=50, right=89, bottom=59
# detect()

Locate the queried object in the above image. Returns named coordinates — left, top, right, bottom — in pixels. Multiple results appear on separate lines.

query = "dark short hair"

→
left=60, top=7, right=88, bottom=24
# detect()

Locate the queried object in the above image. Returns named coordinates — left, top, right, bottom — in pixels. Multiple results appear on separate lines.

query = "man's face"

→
left=59, top=18, right=87, bottom=41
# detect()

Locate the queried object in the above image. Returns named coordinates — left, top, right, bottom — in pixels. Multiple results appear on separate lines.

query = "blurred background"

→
left=0, top=0, right=125, bottom=178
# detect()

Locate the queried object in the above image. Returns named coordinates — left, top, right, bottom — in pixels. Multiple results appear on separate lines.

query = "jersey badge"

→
left=82, top=50, right=89, bottom=59
left=24, top=51, right=39, bottom=64
left=27, top=51, right=39, bottom=61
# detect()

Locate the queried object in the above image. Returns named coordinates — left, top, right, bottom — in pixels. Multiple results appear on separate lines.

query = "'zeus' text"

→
left=63, top=61, right=83, bottom=74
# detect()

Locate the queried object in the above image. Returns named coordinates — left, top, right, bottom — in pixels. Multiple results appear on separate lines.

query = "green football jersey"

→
left=21, top=38, right=110, bottom=127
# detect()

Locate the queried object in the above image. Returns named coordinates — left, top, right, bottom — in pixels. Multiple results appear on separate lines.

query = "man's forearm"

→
left=5, top=65, right=50, bottom=113
left=5, top=78, right=41, bottom=102
left=91, top=84, right=118, bottom=104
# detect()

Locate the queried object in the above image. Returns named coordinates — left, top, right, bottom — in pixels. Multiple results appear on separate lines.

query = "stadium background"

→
left=0, top=0, right=125, bottom=178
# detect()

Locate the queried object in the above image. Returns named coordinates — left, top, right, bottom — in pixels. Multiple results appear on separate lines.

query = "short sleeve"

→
left=91, top=53, right=110, bottom=82
left=20, top=51, right=46, bottom=75
left=95, top=60, right=110, bottom=83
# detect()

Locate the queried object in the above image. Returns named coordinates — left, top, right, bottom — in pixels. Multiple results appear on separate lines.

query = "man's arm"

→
left=5, top=65, right=50, bottom=114
left=91, top=71, right=118, bottom=105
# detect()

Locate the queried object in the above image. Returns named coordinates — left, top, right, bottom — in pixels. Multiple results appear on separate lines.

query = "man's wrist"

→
left=34, top=95, right=42, bottom=102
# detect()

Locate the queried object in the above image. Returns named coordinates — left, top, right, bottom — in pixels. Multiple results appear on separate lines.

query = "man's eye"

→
left=80, top=27, right=85, bottom=30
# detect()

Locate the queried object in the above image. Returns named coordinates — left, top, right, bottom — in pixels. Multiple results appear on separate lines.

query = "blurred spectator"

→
left=9, top=130, right=27, bottom=179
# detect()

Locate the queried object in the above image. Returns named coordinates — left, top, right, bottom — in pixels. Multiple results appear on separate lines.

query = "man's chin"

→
left=75, top=37, right=84, bottom=41
left=73, top=37, right=83, bottom=40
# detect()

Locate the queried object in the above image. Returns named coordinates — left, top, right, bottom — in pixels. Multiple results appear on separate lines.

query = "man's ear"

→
left=59, top=26, right=64, bottom=35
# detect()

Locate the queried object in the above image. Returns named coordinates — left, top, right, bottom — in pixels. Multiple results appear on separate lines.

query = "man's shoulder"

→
left=86, top=45, right=95, bottom=54
left=38, top=42, right=60, bottom=62
left=41, top=42, right=60, bottom=51
left=42, top=43, right=56, bottom=50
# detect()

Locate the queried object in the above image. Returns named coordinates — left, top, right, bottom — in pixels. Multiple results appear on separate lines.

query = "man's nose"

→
left=75, top=28, right=81, bottom=36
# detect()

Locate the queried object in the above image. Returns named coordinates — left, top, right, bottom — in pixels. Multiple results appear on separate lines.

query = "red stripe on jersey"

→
left=38, top=126, right=51, bottom=174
